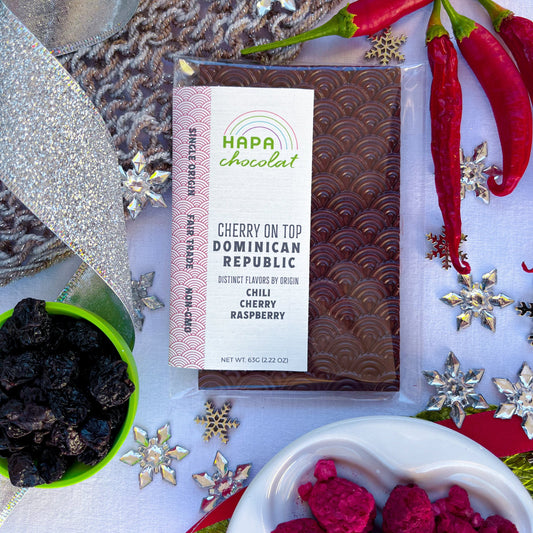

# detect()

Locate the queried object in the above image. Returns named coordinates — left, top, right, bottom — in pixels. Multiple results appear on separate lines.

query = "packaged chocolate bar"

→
left=171, top=58, right=401, bottom=392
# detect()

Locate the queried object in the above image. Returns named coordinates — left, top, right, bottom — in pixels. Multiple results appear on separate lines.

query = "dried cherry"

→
left=19, top=384, right=47, bottom=405
left=101, top=404, right=129, bottom=432
left=0, top=399, right=24, bottom=422
left=80, top=418, right=111, bottom=452
left=5, top=423, right=32, bottom=440
left=48, top=388, right=90, bottom=427
left=0, top=298, right=134, bottom=486
left=32, top=431, right=49, bottom=445
left=65, top=319, right=108, bottom=354
left=38, top=447, right=69, bottom=484
left=11, top=298, right=52, bottom=347
left=42, top=352, right=79, bottom=390
left=10, top=404, right=56, bottom=433
left=8, top=451, right=44, bottom=487
left=0, top=351, right=40, bottom=390
left=0, top=327, right=18, bottom=355
left=89, top=360, right=135, bottom=408
left=49, top=424, right=86, bottom=456
left=77, top=446, right=108, bottom=467
left=0, top=428, right=12, bottom=456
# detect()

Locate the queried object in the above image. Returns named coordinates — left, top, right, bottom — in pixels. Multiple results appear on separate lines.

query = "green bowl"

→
left=0, top=302, right=139, bottom=488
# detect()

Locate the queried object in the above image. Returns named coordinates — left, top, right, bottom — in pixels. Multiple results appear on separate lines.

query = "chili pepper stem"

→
left=476, top=0, right=512, bottom=31
left=426, top=0, right=449, bottom=42
left=241, top=6, right=358, bottom=55
left=441, top=0, right=477, bottom=41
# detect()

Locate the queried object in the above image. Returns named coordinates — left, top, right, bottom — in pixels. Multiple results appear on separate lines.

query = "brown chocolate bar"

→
left=191, top=62, right=401, bottom=391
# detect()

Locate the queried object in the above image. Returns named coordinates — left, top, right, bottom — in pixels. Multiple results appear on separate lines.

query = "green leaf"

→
left=198, top=519, right=230, bottom=533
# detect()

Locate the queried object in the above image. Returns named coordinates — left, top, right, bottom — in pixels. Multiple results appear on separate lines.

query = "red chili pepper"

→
left=427, top=0, right=470, bottom=274
left=523, top=262, right=533, bottom=273
left=477, top=0, right=533, bottom=102
left=441, top=0, right=532, bottom=197
left=241, top=0, right=432, bottom=55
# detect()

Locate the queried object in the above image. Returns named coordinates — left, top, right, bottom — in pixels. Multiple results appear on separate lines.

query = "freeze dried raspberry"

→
left=382, top=484, right=435, bottom=533
left=299, top=459, right=375, bottom=533
left=314, top=458, right=337, bottom=481
left=435, top=514, right=477, bottom=533
left=298, top=481, right=313, bottom=501
left=433, top=485, right=483, bottom=530
left=272, top=518, right=325, bottom=532
left=479, top=515, right=519, bottom=533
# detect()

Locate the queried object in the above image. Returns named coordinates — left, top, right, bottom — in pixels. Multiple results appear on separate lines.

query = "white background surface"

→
left=1, top=0, right=533, bottom=531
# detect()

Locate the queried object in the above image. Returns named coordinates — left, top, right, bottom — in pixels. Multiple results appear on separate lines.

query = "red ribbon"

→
left=435, top=410, right=533, bottom=458
left=186, top=488, right=247, bottom=533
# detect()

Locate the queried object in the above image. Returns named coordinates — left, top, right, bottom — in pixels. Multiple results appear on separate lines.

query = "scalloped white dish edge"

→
left=227, top=416, right=533, bottom=532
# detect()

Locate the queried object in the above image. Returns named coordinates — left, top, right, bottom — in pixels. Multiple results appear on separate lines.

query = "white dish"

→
left=227, top=416, right=533, bottom=532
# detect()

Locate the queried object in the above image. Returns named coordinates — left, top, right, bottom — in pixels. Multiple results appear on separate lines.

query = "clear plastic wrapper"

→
left=170, top=57, right=426, bottom=404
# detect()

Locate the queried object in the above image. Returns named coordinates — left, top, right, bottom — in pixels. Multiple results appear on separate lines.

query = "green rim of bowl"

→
left=0, top=302, right=139, bottom=488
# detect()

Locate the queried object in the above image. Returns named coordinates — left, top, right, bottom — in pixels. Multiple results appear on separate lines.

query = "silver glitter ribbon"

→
left=57, top=262, right=135, bottom=349
left=0, top=2, right=135, bottom=324
left=3, top=0, right=139, bottom=56
left=0, top=485, right=28, bottom=527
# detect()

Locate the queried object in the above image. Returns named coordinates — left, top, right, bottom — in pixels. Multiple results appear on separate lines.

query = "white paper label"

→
left=170, top=85, right=314, bottom=371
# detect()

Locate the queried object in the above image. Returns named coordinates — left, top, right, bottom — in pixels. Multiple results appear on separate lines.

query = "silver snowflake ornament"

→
left=257, top=0, right=296, bottom=16
left=193, top=451, right=252, bottom=513
left=365, top=27, right=407, bottom=65
left=121, top=152, right=170, bottom=219
left=120, top=424, right=189, bottom=489
left=441, top=269, right=514, bottom=331
left=460, top=142, right=502, bottom=204
left=195, top=400, right=240, bottom=444
left=131, top=271, right=165, bottom=330
left=516, top=302, right=533, bottom=346
left=423, top=351, right=488, bottom=428
left=493, top=362, right=533, bottom=439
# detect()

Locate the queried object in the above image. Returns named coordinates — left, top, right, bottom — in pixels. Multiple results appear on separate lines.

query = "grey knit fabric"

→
left=0, top=0, right=336, bottom=286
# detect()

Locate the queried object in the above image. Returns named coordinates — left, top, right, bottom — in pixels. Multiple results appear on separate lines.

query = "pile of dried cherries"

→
left=0, top=298, right=135, bottom=486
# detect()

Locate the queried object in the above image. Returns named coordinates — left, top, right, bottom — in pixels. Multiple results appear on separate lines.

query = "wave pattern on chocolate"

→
left=195, top=64, right=401, bottom=391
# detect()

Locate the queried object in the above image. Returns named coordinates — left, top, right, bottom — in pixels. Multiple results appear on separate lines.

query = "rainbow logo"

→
left=223, top=110, right=298, bottom=151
